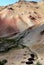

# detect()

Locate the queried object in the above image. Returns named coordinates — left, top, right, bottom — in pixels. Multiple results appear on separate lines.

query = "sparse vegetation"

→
left=36, top=61, right=42, bottom=65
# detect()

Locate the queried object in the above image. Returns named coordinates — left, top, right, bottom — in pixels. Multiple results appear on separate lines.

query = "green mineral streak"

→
left=0, top=37, right=27, bottom=53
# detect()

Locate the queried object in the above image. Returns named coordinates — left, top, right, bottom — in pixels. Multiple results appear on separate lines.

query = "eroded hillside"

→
left=0, top=1, right=44, bottom=65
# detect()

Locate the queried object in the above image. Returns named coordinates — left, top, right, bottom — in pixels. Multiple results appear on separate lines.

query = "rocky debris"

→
left=26, top=53, right=35, bottom=65
left=26, top=61, right=33, bottom=64
left=29, top=15, right=36, bottom=20
left=8, top=7, right=14, bottom=10
left=30, top=54, right=35, bottom=58
left=28, top=58, right=34, bottom=61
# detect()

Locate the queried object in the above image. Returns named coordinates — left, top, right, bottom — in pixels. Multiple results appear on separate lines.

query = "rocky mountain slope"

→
left=0, top=1, right=44, bottom=65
